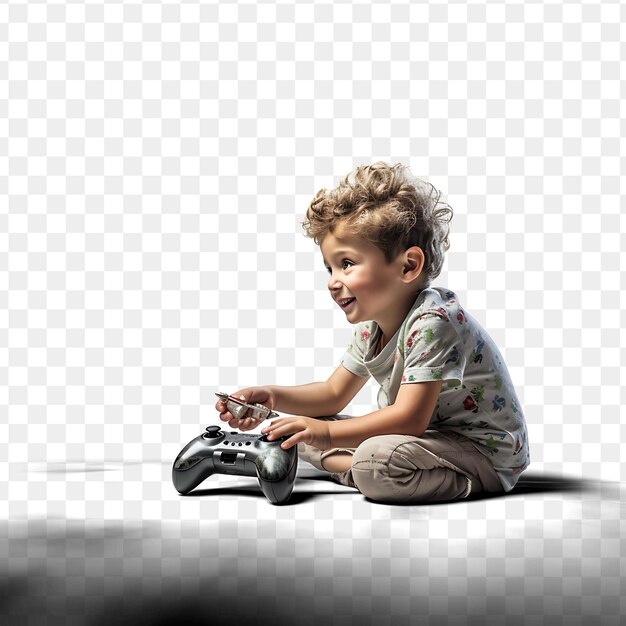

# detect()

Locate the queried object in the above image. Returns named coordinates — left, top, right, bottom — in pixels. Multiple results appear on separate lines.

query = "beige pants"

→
left=299, top=428, right=503, bottom=504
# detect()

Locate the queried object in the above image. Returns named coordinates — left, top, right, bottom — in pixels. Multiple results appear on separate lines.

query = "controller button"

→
left=204, top=425, right=224, bottom=439
left=245, top=442, right=251, bottom=446
left=257, top=435, right=269, bottom=442
left=238, top=442, right=243, bottom=446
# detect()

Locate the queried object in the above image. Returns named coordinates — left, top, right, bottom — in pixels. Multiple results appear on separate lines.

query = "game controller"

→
left=172, top=425, right=298, bottom=505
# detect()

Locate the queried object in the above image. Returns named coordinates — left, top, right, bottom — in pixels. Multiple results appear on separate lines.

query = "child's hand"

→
left=215, top=387, right=276, bottom=431
left=261, top=416, right=331, bottom=450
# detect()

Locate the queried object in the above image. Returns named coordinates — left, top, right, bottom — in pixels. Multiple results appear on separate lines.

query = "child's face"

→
left=320, top=225, right=406, bottom=326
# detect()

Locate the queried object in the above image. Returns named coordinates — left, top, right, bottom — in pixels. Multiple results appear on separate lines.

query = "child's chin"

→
left=345, top=311, right=363, bottom=323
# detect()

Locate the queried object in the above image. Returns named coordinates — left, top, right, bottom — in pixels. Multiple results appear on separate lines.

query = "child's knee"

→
left=351, top=435, right=418, bottom=476
left=350, top=436, right=411, bottom=502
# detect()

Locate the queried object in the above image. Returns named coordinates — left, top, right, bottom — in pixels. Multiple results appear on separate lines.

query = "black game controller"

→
left=172, top=426, right=298, bottom=505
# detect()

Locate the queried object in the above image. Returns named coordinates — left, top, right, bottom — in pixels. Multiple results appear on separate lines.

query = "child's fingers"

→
left=261, top=418, right=287, bottom=435
left=215, top=398, right=228, bottom=415
left=279, top=434, right=299, bottom=450
left=261, top=418, right=303, bottom=448
left=218, top=412, right=230, bottom=423
left=240, top=416, right=261, bottom=431
left=263, top=419, right=301, bottom=440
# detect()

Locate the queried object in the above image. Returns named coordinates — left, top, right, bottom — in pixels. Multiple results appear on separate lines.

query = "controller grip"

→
left=255, top=446, right=298, bottom=505
left=172, top=462, right=215, bottom=495
left=172, top=439, right=215, bottom=495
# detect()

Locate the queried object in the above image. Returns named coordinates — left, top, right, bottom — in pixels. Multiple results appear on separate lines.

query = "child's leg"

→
left=297, top=415, right=358, bottom=487
left=298, top=443, right=356, bottom=488
left=319, top=451, right=353, bottom=473
left=350, top=430, right=503, bottom=504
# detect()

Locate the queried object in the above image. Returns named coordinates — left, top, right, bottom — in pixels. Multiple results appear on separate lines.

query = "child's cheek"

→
left=350, top=270, right=385, bottom=295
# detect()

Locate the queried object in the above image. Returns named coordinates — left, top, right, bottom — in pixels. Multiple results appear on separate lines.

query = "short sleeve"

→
left=401, top=311, right=465, bottom=386
left=340, top=324, right=372, bottom=378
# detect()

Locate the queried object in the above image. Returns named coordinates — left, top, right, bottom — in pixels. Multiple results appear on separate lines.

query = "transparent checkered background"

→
left=1, top=0, right=624, bottom=623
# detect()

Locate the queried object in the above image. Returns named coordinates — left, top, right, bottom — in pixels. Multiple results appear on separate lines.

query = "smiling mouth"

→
left=338, top=297, right=356, bottom=310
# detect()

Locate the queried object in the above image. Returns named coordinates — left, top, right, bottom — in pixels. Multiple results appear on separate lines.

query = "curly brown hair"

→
left=302, top=162, right=453, bottom=286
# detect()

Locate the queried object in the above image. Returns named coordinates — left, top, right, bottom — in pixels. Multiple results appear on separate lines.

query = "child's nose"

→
left=327, top=272, right=342, bottom=290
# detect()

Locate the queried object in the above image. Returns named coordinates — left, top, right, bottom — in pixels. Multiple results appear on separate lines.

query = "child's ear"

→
left=402, top=247, right=425, bottom=281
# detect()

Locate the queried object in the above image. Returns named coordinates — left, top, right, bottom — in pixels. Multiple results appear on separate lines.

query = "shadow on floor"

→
left=458, top=470, right=622, bottom=504
left=506, top=472, right=593, bottom=495
left=183, top=482, right=356, bottom=505
left=32, top=461, right=622, bottom=504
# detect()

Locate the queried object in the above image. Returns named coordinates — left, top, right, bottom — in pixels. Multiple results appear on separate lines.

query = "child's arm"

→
left=270, top=364, right=369, bottom=416
left=262, top=379, right=443, bottom=450
left=216, top=364, right=369, bottom=429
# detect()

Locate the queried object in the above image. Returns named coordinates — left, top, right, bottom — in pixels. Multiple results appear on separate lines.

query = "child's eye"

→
left=325, top=260, right=354, bottom=273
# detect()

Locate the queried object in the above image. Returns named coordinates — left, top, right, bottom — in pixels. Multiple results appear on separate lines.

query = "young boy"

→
left=215, top=162, right=530, bottom=503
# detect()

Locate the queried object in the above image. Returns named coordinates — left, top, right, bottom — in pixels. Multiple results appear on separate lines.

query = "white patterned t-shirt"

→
left=340, top=287, right=530, bottom=491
